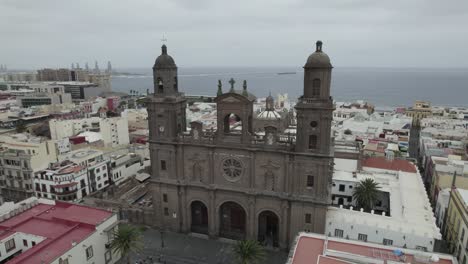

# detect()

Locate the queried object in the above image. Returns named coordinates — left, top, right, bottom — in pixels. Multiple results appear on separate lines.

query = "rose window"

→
left=222, top=158, right=243, bottom=180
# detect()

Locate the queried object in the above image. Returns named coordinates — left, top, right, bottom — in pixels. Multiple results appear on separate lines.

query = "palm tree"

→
left=233, top=240, right=265, bottom=264
left=110, top=224, right=143, bottom=264
left=352, top=178, right=381, bottom=212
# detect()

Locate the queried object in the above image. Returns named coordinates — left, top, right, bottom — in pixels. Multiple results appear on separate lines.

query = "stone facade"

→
left=148, top=42, right=334, bottom=249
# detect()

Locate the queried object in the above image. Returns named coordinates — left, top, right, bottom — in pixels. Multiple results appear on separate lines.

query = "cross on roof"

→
left=229, top=78, right=235, bottom=91
left=161, top=34, right=167, bottom=44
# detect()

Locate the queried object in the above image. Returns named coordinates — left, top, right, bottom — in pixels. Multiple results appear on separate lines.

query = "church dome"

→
left=304, top=41, right=332, bottom=68
left=257, top=94, right=281, bottom=120
left=154, top=45, right=176, bottom=68
left=257, top=109, right=282, bottom=120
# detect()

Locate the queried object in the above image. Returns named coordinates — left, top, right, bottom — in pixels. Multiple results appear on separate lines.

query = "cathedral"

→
left=148, top=41, right=334, bottom=249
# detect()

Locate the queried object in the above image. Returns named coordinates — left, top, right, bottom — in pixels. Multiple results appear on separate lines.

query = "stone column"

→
left=208, top=190, right=217, bottom=237
left=281, top=200, right=290, bottom=249
left=247, top=196, right=256, bottom=240
left=250, top=152, right=255, bottom=188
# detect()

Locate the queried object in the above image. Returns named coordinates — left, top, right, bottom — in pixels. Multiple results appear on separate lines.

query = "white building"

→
left=0, top=197, right=119, bottom=264
left=0, top=134, right=63, bottom=202
left=326, top=157, right=441, bottom=251
left=435, top=188, right=451, bottom=230
left=49, top=116, right=130, bottom=147
left=59, top=148, right=110, bottom=193
left=109, top=153, right=148, bottom=185
left=34, top=160, right=89, bottom=201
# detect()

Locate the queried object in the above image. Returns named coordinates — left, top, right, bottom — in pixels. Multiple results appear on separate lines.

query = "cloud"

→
left=0, top=0, right=467, bottom=68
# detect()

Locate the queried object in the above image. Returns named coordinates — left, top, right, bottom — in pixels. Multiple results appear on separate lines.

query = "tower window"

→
left=307, top=175, right=314, bottom=188
left=174, top=76, right=178, bottom=91
left=305, top=213, right=312, bottom=224
left=310, top=121, right=318, bottom=128
left=157, top=78, right=163, bottom=93
left=309, top=135, right=317, bottom=149
left=160, top=160, right=167, bottom=171
left=312, top=79, right=321, bottom=97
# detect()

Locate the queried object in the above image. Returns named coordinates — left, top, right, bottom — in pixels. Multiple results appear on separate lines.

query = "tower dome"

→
left=154, top=45, right=176, bottom=68
left=304, top=41, right=332, bottom=68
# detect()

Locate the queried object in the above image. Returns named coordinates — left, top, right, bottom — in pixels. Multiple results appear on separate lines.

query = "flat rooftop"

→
left=288, top=233, right=455, bottom=264
left=0, top=199, right=112, bottom=264
left=329, top=160, right=441, bottom=243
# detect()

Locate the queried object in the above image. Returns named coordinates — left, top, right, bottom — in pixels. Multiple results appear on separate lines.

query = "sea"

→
left=111, top=67, right=468, bottom=109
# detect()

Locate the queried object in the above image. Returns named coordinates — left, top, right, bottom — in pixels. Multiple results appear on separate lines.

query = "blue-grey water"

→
left=111, top=67, right=468, bottom=108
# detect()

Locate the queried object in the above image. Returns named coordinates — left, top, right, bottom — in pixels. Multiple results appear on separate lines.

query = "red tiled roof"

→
left=0, top=201, right=113, bottom=264
left=290, top=233, right=454, bottom=264
left=362, top=157, right=417, bottom=173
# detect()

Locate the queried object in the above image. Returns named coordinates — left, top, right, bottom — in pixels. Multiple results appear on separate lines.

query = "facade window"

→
left=308, top=135, right=317, bottom=149
left=306, top=175, right=314, bottom=188
left=347, top=197, right=352, bottom=202
left=105, top=250, right=112, bottom=263
left=164, top=207, right=169, bottom=216
left=163, top=193, right=168, bottom=203
left=86, top=245, right=94, bottom=259
left=312, top=78, right=321, bottom=97
left=161, top=160, right=167, bottom=171
left=23, top=239, right=28, bottom=247
left=339, top=184, right=345, bottom=192
left=358, top=233, right=367, bottom=242
left=5, top=238, right=16, bottom=252
left=32, top=241, right=36, bottom=246
left=305, top=213, right=311, bottom=224
left=334, top=229, right=344, bottom=238
left=383, top=238, right=393, bottom=246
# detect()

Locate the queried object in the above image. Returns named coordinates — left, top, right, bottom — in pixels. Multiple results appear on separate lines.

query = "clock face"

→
left=222, top=158, right=243, bottom=182
left=159, top=126, right=165, bottom=133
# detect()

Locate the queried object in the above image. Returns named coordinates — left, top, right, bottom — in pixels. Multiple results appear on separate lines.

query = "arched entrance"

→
left=219, top=202, right=246, bottom=240
left=257, top=211, right=279, bottom=247
left=191, top=201, right=208, bottom=234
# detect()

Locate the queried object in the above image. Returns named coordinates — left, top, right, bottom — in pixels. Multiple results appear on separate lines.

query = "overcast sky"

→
left=1, top=0, right=467, bottom=69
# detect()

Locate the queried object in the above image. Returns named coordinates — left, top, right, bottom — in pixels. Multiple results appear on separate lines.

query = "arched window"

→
left=309, top=135, right=317, bottom=149
left=157, top=78, right=163, bottom=93
left=223, top=113, right=242, bottom=134
left=312, top=79, right=321, bottom=97
left=174, top=76, right=178, bottom=91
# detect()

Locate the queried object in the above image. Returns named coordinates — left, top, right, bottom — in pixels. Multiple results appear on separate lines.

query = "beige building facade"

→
left=148, top=42, right=334, bottom=249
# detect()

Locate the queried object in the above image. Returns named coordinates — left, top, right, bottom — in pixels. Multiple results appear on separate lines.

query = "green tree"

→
left=352, top=178, right=381, bottom=211
left=233, top=240, right=265, bottom=264
left=110, top=224, right=143, bottom=264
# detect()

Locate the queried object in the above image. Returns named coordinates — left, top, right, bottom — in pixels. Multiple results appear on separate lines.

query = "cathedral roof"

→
left=154, top=45, right=176, bottom=68
left=257, top=109, right=282, bottom=120
left=304, top=41, right=332, bottom=68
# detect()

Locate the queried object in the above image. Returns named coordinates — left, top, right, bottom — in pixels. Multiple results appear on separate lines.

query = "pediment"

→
left=221, top=96, right=242, bottom=103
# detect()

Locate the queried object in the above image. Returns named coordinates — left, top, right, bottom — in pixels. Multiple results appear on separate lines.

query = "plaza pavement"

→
left=117, top=228, right=289, bottom=264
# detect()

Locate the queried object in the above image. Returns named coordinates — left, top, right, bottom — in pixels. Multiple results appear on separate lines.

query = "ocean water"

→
left=111, top=67, right=468, bottom=108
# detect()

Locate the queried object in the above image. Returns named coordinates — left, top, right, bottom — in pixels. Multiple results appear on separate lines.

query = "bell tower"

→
left=153, top=45, right=178, bottom=96
left=147, top=44, right=186, bottom=142
left=295, top=41, right=334, bottom=154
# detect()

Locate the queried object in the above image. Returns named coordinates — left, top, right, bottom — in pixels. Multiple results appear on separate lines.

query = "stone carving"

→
left=261, top=160, right=280, bottom=191
left=222, top=158, right=243, bottom=182
left=189, top=153, right=206, bottom=182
